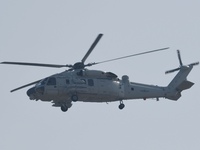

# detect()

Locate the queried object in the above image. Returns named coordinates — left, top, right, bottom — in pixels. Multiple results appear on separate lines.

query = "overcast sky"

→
left=1, top=0, right=200, bottom=150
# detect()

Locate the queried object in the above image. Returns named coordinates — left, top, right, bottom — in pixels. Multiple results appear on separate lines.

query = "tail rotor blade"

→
left=189, top=62, right=199, bottom=67
left=165, top=67, right=180, bottom=74
left=177, top=50, right=183, bottom=66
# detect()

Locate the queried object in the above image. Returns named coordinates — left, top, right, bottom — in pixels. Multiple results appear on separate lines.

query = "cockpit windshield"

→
left=37, top=78, right=48, bottom=86
left=37, top=77, right=56, bottom=86
left=47, top=77, right=56, bottom=85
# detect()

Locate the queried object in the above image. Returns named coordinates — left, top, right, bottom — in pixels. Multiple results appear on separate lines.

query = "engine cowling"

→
left=77, top=70, right=118, bottom=79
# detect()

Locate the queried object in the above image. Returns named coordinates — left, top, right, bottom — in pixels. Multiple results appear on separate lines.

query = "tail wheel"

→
left=119, top=103, right=125, bottom=110
left=119, top=101, right=125, bottom=110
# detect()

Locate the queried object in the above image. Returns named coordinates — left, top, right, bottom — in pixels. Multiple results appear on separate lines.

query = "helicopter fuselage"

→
left=27, top=69, right=167, bottom=106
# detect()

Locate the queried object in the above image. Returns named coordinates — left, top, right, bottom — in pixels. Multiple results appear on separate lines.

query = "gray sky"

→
left=1, top=0, right=200, bottom=150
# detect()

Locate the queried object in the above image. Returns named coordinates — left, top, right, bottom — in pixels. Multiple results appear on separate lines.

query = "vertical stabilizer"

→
left=165, top=50, right=198, bottom=100
left=167, top=66, right=193, bottom=90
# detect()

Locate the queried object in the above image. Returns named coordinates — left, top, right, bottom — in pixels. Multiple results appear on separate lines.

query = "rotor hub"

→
left=73, top=62, right=85, bottom=69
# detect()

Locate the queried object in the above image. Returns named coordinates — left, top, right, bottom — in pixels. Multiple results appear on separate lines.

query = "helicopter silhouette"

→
left=1, top=34, right=199, bottom=112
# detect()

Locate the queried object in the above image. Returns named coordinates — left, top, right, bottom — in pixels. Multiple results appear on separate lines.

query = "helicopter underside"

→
left=27, top=88, right=123, bottom=112
left=28, top=89, right=121, bottom=103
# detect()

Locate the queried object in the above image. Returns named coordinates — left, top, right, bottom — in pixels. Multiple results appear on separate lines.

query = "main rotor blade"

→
left=81, top=33, right=103, bottom=63
left=1, top=62, right=72, bottom=68
left=94, top=47, right=169, bottom=65
left=11, top=79, right=41, bottom=92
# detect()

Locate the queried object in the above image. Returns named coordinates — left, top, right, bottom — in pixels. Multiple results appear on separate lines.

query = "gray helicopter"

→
left=1, top=34, right=199, bottom=112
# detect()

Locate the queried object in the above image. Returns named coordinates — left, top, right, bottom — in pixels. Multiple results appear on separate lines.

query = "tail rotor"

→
left=165, top=50, right=199, bottom=74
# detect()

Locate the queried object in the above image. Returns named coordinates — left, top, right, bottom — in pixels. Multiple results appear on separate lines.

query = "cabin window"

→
left=88, top=79, right=94, bottom=86
left=47, top=77, right=56, bottom=85
left=66, top=79, right=70, bottom=84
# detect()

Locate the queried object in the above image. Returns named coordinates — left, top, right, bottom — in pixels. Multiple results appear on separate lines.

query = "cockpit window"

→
left=39, top=78, right=48, bottom=85
left=47, top=77, right=56, bottom=85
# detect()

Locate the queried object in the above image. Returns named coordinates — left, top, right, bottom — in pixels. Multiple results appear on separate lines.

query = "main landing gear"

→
left=61, top=105, right=68, bottom=112
left=59, top=95, right=77, bottom=112
left=119, top=101, right=125, bottom=110
left=60, top=102, right=72, bottom=112
left=71, top=95, right=78, bottom=102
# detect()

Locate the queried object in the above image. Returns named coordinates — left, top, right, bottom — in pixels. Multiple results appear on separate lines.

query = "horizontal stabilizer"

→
left=176, top=80, right=194, bottom=91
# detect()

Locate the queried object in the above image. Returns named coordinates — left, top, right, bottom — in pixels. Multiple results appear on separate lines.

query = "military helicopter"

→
left=1, top=34, right=199, bottom=112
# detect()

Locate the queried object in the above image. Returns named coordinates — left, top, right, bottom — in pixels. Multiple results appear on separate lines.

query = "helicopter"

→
left=1, top=34, right=199, bottom=112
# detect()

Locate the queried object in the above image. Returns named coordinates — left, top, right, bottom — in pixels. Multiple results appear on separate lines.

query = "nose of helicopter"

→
left=27, top=87, right=36, bottom=100
left=35, top=85, right=45, bottom=94
left=27, top=85, right=45, bottom=99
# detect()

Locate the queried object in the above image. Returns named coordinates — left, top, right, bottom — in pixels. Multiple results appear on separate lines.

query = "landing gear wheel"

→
left=119, top=103, right=125, bottom=110
left=71, top=95, right=78, bottom=102
left=61, top=105, right=68, bottom=112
